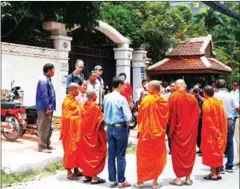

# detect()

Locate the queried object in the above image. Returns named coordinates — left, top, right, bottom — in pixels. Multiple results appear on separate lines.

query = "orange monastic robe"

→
left=78, top=101, right=107, bottom=177
left=201, top=97, right=227, bottom=167
left=168, top=91, right=200, bottom=177
left=137, top=94, right=169, bottom=182
left=60, top=95, right=81, bottom=169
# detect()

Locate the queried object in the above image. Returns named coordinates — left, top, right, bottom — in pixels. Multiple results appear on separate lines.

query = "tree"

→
left=1, top=1, right=102, bottom=47
left=101, top=2, right=190, bottom=62
left=194, top=2, right=240, bottom=81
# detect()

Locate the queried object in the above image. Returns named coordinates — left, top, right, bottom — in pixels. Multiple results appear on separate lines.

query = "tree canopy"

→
left=100, top=2, right=207, bottom=62
left=195, top=2, right=240, bottom=80
left=1, top=1, right=102, bottom=47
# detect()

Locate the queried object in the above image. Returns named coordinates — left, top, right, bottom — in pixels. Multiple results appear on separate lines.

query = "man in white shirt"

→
left=94, top=65, right=105, bottom=107
left=230, top=81, right=240, bottom=165
left=214, top=79, right=240, bottom=172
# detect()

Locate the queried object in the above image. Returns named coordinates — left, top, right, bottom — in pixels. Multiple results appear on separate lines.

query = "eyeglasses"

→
left=76, top=66, right=83, bottom=69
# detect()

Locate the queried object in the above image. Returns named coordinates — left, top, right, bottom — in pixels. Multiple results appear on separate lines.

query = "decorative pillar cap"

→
left=42, top=21, right=67, bottom=36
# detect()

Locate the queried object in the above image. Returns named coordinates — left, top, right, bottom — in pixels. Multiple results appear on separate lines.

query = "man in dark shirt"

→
left=66, top=59, right=85, bottom=93
left=36, top=63, right=56, bottom=153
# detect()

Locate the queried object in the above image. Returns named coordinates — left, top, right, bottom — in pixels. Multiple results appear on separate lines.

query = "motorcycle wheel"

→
left=129, top=113, right=137, bottom=129
left=2, top=115, right=23, bottom=141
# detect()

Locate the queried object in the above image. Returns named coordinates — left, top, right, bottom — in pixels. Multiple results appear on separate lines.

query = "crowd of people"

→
left=35, top=60, right=239, bottom=188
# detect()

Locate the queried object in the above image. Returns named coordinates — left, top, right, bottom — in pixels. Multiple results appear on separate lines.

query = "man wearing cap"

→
left=94, top=65, right=105, bottom=107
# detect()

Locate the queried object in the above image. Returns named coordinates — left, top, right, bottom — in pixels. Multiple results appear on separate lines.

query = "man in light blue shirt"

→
left=103, top=76, right=132, bottom=188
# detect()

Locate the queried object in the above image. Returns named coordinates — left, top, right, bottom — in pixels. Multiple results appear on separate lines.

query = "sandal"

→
left=170, top=179, right=182, bottom=186
left=91, top=178, right=106, bottom=184
left=67, top=174, right=79, bottom=181
left=203, top=174, right=218, bottom=181
left=217, top=176, right=222, bottom=180
left=184, top=180, right=193, bottom=185
left=74, top=172, right=83, bottom=177
left=83, top=176, right=92, bottom=183
left=152, top=183, right=160, bottom=189
left=133, top=183, right=144, bottom=189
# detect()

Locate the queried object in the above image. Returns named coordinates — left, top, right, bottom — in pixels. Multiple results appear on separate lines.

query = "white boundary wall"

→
left=1, top=42, right=69, bottom=117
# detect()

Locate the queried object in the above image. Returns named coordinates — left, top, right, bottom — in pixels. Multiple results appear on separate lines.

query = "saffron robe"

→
left=137, top=94, right=169, bottom=182
left=168, top=91, right=200, bottom=177
left=60, top=95, right=80, bottom=169
left=202, top=97, right=227, bottom=167
left=78, top=101, right=107, bottom=176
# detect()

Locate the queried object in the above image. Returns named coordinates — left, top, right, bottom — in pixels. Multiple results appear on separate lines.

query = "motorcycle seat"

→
left=1, top=102, right=21, bottom=109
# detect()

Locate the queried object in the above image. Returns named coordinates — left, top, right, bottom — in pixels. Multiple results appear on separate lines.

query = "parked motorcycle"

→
left=1, top=81, right=38, bottom=141
left=129, top=102, right=138, bottom=129
left=1, top=102, right=27, bottom=141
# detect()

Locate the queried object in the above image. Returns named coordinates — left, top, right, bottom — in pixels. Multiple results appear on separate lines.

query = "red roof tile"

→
left=148, top=57, right=232, bottom=74
left=208, top=58, right=232, bottom=72
left=150, top=58, right=205, bottom=71
left=167, top=42, right=204, bottom=56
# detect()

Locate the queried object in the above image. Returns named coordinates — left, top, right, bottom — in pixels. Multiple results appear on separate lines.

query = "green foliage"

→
left=194, top=2, right=240, bottom=81
left=101, top=2, right=189, bottom=62
left=1, top=1, right=102, bottom=47
left=1, top=162, right=64, bottom=187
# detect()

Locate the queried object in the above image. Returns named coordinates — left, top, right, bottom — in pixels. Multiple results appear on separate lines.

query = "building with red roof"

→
left=147, top=35, right=232, bottom=86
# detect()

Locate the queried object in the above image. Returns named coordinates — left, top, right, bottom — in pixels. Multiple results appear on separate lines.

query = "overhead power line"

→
left=202, top=1, right=240, bottom=21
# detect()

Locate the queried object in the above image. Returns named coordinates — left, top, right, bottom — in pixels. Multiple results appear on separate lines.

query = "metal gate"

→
left=69, top=45, right=116, bottom=89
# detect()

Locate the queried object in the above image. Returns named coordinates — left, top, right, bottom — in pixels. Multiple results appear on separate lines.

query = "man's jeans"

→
left=225, top=119, right=235, bottom=169
left=107, top=126, right=129, bottom=183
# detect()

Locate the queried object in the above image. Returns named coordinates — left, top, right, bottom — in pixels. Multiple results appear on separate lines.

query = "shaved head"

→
left=68, top=83, right=79, bottom=92
left=86, top=89, right=97, bottom=100
left=68, top=83, right=79, bottom=97
left=175, top=79, right=185, bottom=85
left=175, top=79, right=186, bottom=90
left=148, top=80, right=161, bottom=94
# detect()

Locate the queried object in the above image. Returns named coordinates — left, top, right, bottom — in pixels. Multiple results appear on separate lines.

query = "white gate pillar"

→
left=114, top=43, right=133, bottom=83
left=132, top=49, right=147, bottom=101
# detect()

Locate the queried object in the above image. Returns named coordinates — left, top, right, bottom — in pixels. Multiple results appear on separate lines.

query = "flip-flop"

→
left=217, top=176, right=222, bottom=180
left=133, top=183, right=144, bottom=188
left=91, top=178, right=106, bottom=184
left=170, top=180, right=182, bottom=186
left=67, top=175, right=79, bottom=181
left=184, top=180, right=193, bottom=185
left=83, top=177, right=92, bottom=183
left=203, top=174, right=218, bottom=181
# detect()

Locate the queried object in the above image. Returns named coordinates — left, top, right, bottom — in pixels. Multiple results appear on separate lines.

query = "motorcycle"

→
left=1, top=102, right=27, bottom=141
left=1, top=81, right=38, bottom=141
left=129, top=102, right=138, bottom=129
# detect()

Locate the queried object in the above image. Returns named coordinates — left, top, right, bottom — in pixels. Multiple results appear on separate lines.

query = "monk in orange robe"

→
left=201, top=86, right=227, bottom=180
left=78, top=89, right=107, bottom=184
left=135, top=80, right=169, bottom=188
left=60, top=83, right=82, bottom=180
left=168, top=79, right=200, bottom=186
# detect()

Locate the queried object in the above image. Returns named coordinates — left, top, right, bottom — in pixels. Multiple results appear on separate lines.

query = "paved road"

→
left=2, top=129, right=239, bottom=189
left=4, top=153, right=239, bottom=189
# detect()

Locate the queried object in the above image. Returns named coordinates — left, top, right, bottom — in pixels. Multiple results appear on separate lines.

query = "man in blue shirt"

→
left=36, top=63, right=56, bottom=153
left=103, top=76, right=132, bottom=188
left=66, top=59, right=85, bottom=93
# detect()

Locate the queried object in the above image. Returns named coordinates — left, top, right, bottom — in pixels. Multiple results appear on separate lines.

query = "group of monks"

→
left=60, top=77, right=228, bottom=188
left=136, top=79, right=227, bottom=188
left=60, top=83, right=106, bottom=184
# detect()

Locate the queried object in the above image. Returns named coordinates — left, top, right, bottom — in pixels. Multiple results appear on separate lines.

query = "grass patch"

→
left=1, top=162, right=64, bottom=187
